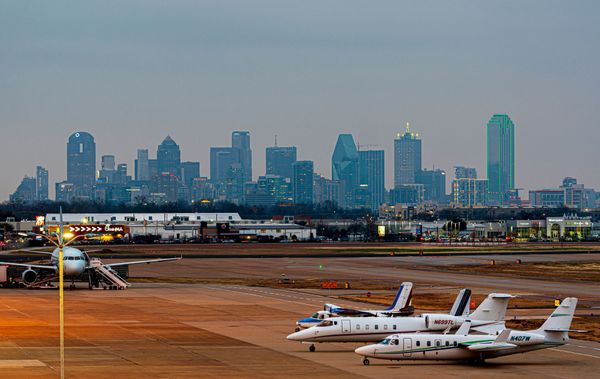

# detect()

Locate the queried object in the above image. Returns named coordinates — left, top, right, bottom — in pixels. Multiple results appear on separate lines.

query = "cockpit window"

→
left=380, top=338, right=391, bottom=345
left=311, top=312, right=319, bottom=318
left=317, top=320, right=333, bottom=327
left=392, top=339, right=399, bottom=345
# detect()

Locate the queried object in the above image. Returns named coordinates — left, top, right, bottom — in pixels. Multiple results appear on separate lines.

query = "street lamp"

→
left=20, top=211, right=80, bottom=379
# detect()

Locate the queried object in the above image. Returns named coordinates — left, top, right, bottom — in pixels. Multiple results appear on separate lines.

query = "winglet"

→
left=455, top=321, right=471, bottom=336
left=495, top=329, right=511, bottom=343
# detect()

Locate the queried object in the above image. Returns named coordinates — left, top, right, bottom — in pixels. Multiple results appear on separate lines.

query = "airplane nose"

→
left=355, top=345, right=374, bottom=356
left=287, top=332, right=301, bottom=341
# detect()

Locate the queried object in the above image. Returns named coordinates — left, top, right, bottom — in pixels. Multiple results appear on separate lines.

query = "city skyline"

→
left=2, top=2, right=600, bottom=200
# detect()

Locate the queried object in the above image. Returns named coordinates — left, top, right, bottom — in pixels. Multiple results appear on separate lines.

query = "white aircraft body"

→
left=0, top=246, right=180, bottom=289
left=355, top=297, right=579, bottom=365
left=287, top=292, right=509, bottom=352
left=295, top=282, right=415, bottom=330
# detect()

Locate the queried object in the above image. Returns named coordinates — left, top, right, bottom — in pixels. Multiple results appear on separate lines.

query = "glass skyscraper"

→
left=36, top=166, right=48, bottom=201
left=487, top=114, right=515, bottom=205
left=394, top=123, right=421, bottom=187
left=157, top=136, right=181, bottom=176
left=266, top=146, right=297, bottom=179
left=332, top=134, right=359, bottom=208
left=359, top=150, right=385, bottom=210
left=232, top=131, right=252, bottom=183
left=67, top=131, right=96, bottom=198
left=292, top=160, right=314, bottom=204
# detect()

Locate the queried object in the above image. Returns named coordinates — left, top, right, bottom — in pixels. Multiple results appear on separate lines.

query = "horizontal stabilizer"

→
left=467, top=342, right=516, bottom=352
left=544, top=329, right=588, bottom=333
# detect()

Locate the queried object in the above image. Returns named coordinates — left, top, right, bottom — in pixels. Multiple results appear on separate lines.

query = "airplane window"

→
left=393, top=325, right=397, bottom=330
left=365, top=325, right=370, bottom=330
left=416, top=341, right=420, bottom=347
left=380, top=338, right=391, bottom=345
left=317, top=320, right=333, bottom=327
left=453, top=341, right=457, bottom=347
left=445, top=341, right=449, bottom=346
left=374, top=325, right=379, bottom=330
left=384, top=325, right=388, bottom=330
left=356, top=325, right=360, bottom=330
left=436, top=341, right=441, bottom=347
left=334, top=321, right=337, bottom=325
left=427, top=341, right=431, bottom=347
left=392, top=339, right=399, bottom=345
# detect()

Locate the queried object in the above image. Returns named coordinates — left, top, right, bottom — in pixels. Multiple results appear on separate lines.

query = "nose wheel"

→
left=309, top=344, right=316, bottom=352
left=363, top=358, right=370, bottom=366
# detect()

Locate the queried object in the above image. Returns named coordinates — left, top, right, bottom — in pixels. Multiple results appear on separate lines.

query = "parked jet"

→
left=288, top=291, right=508, bottom=352
left=0, top=246, right=180, bottom=289
left=355, top=297, right=579, bottom=365
left=295, top=282, right=415, bottom=330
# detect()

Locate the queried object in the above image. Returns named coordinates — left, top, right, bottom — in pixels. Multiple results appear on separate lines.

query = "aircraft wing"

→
left=16, top=249, right=53, bottom=255
left=334, top=309, right=376, bottom=317
left=103, top=257, right=181, bottom=268
left=466, top=342, right=516, bottom=352
left=0, top=261, right=57, bottom=271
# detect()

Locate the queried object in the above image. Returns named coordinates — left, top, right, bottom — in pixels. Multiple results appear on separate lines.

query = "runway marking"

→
left=202, top=285, right=318, bottom=307
left=0, top=360, right=46, bottom=368
left=550, top=348, right=600, bottom=359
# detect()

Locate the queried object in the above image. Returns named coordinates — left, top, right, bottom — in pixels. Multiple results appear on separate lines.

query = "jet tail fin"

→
left=469, top=293, right=512, bottom=321
left=455, top=321, right=471, bottom=336
left=494, top=329, right=511, bottom=343
left=449, top=288, right=471, bottom=317
left=537, top=297, right=578, bottom=334
left=385, top=282, right=413, bottom=311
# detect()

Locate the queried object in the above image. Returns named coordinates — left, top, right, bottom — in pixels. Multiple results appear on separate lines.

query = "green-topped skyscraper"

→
left=486, top=114, right=515, bottom=205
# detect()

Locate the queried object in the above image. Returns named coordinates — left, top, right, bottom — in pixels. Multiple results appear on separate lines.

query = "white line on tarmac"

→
left=550, top=348, right=600, bottom=359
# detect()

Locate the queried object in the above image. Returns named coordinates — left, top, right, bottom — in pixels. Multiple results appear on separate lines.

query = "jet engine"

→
left=423, top=314, right=464, bottom=330
left=22, top=269, right=38, bottom=285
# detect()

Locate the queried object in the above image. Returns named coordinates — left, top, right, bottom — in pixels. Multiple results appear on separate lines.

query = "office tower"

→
left=394, top=122, right=422, bottom=187
left=135, top=149, right=150, bottom=181
left=210, top=147, right=240, bottom=183
left=232, top=131, right=252, bottom=182
left=101, top=155, right=115, bottom=171
left=389, top=184, right=425, bottom=205
left=487, top=114, right=515, bottom=205
left=266, top=146, right=297, bottom=179
left=67, top=131, right=96, bottom=198
left=332, top=134, right=359, bottom=208
left=36, top=166, right=48, bottom=201
left=417, top=168, right=446, bottom=204
left=313, top=174, right=344, bottom=207
left=293, top=161, right=314, bottom=204
left=180, top=161, right=200, bottom=187
left=454, top=166, right=477, bottom=180
left=359, top=150, right=385, bottom=210
left=9, top=177, right=37, bottom=202
left=157, top=136, right=181, bottom=176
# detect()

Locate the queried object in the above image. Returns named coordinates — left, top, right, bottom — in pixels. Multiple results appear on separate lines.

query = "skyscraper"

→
left=293, top=161, right=314, bottom=204
left=36, top=166, right=48, bottom=201
left=67, top=131, right=96, bottom=198
left=232, top=131, right=252, bottom=183
left=135, top=149, right=150, bottom=181
left=332, top=134, right=359, bottom=208
left=359, top=150, right=385, bottom=210
left=394, top=123, right=421, bottom=187
left=157, top=136, right=181, bottom=176
left=487, top=114, right=515, bottom=205
left=180, top=161, right=200, bottom=187
left=266, top=146, right=297, bottom=179
left=210, top=147, right=240, bottom=183
left=416, top=168, right=446, bottom=204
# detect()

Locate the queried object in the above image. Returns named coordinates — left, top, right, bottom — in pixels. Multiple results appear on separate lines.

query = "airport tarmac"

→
left=1, top=252, right=599, bottom=378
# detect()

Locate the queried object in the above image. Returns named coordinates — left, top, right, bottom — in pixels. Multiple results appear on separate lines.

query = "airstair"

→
left=90, top=259, right=129, bottom=290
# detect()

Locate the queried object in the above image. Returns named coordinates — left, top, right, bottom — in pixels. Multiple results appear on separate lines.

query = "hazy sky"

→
left=1, top=1, right=599, bottom=200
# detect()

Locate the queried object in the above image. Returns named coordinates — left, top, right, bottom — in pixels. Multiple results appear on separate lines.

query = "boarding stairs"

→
left=90, top=258, right=129, bottom=290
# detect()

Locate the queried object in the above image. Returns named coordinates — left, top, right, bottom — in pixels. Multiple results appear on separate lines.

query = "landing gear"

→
left=309, top=344, right=316, bottom=352
left=363, top=358, right=370, bottom=366
left=295, top=327, right=300, bottom=332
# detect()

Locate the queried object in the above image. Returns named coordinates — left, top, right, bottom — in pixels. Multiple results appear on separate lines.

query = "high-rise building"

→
left=210, top=147, right=240, bottom=183
left=454, top=166, right=477, bottom=180
left=417, top=168, right=446, bottom=204
left=9, top=177, right=37, bottom=202
left=232, top=131, right=252, bottom=183
left=157, top=136, right=181, bottom=176
left=332, top=134, right=359, bottom=207
left=293, top=161, right=314, bottom=204
left=394, top=123, right=422, bottom=187
left=67, top=131, right=96, bottom=198
left=180, top=162, right=200, bottom=187
left=487, top=114, right=515, bottom=205
left=359, top=150, right=385, bottom=210
left=101, top=155, right=116, bottom=171
left=36, top=166, right=48, bottom=201
left=452, top=178, right=488, bottom=207
left=135, top=149, right=150, bottom=181
left=313, top=174, right=344, bottom=207
left=266, top=146, right=297, bottom=179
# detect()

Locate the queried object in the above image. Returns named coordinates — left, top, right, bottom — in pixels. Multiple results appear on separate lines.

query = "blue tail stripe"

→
left=384, top=285, right=404, bottom=311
